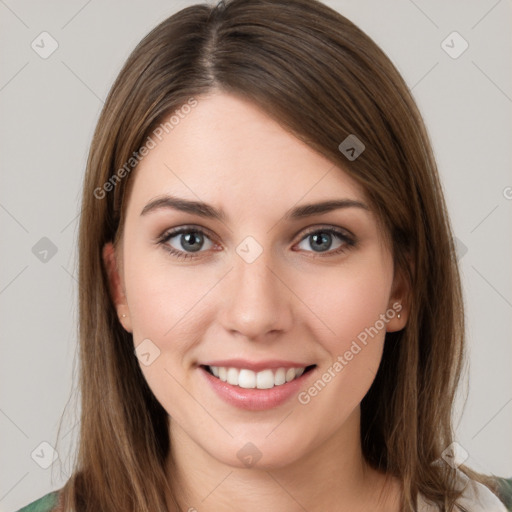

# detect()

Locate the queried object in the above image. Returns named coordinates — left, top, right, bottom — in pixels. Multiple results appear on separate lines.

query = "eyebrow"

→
left=140, top=195, right=369, bottom=220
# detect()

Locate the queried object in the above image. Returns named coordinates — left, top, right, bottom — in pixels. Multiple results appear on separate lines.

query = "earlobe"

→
left=386, top=300, right=407, bottom=332
left=386, top=267, right=411, bottom=332
left=102, top=242, right=133, bottom=332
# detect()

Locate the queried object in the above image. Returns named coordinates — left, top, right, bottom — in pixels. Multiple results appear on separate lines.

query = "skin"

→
left=104, top=91, right=409, bottom=511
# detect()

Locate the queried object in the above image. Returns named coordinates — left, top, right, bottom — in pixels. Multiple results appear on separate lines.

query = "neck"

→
left=165, top=407, right=400, bottom=511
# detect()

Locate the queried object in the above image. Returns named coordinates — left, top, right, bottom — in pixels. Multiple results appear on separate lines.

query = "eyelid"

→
left=157, top=223, right=357, bottom=259
left=158, top=223, right=354, bottom=245
left=157, top=224, right=218, bottom=244
left=296, top=224, right=355, bottom=242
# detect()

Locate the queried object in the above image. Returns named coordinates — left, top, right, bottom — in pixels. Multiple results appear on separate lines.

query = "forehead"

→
left=128, top=92, right=368, bottom=218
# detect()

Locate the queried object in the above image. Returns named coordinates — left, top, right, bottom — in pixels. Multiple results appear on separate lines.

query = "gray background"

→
left=1, top=0, right=511, bottom=510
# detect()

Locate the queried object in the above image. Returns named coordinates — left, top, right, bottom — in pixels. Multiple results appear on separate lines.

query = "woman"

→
left=16, top=0, right=510, bottom=510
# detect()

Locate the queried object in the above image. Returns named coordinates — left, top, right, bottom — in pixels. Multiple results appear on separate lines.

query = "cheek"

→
left=297, top=257, right=393, bottom=351
left=122, top=240, right=223, bottom=377
left=122, top=227, right=197, bottom=329
left=334, top=278, right=391, bottom=354
left=122, top=252, right=215, bottom=422
left=292, top=257, right=393, bottom=407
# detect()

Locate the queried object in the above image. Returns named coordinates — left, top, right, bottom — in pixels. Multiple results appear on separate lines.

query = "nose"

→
left=218, top=250, right=293, bottom=341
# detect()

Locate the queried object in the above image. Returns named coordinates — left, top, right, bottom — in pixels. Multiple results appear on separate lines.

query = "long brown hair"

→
left=58, top=0, right=496, bottom=510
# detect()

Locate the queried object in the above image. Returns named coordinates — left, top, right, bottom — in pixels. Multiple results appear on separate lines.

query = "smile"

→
left=203, top=365, right=316, bottom=389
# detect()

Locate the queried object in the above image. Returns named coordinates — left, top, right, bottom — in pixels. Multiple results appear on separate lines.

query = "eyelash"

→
left=156, top=225, right=357, bottom=261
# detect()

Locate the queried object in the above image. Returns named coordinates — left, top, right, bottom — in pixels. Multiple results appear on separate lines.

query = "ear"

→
left=386, top=264, right=411, bottom=333
left=102, top=242, right=132, bottom=333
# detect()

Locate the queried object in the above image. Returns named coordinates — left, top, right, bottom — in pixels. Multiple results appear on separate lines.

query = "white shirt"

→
left=417, top=473, right=507, bottom=511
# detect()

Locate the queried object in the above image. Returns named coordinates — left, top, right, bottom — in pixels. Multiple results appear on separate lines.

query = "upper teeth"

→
left=209, top=366, right=306, bottom=389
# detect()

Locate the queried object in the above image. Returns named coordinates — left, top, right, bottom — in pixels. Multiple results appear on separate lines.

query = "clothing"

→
left=417, top=476, right=509, bottom=511
left=15, top=491, right=59, bottom=512
left=15, top=477, right=512, bottom=512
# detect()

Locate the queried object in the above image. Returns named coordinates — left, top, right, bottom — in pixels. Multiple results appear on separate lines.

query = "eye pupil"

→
left=310, top=232, right=331, bottom=252
left=181, top=232, right=203, bottom=252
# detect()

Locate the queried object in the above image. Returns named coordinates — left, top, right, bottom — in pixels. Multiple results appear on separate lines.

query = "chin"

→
left=205, top=431, right=313, bottom=471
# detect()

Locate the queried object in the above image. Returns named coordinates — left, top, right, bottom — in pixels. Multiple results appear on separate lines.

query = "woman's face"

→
left=105, top=91, right=406, bottom=469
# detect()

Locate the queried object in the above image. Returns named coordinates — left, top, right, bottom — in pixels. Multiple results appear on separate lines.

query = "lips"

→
left=198, top=360, right=317, bottom=410
left=198, top=365, right=317, bottom=411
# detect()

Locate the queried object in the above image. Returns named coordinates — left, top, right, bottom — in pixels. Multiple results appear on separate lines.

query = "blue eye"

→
left=296, top=228, right=355, bottom=255
left=157, top=226, right=356, bottom=260
left=159, top=228, right=215, bottom=260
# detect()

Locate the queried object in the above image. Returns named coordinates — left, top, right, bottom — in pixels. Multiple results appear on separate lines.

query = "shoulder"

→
left=14, top=491, right=60, bottom=512
left=418, top=474, right=509, bottom=511
left=496, top=477, right=512, bottom=511
left=454, top=477, right=508, bottom=511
